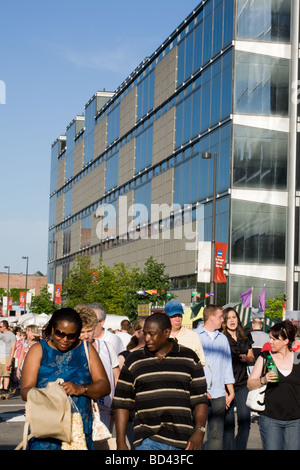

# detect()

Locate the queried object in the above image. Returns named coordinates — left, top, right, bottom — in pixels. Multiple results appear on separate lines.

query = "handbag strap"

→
left=83, top=340, right=90, bottom=372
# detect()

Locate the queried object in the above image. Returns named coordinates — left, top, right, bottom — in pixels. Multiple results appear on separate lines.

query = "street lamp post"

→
left=4, top=266, right=10, bottom=315
left=50, top=240, right=57, bottom=301
left=22, top=257, right=29, bottom=314
left=202, top=152, right=217, bottom=305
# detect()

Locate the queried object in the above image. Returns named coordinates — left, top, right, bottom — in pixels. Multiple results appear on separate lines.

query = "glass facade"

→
left=176, top=50, right=232, bottom=148
left=48, top=0, right=294, bottom=306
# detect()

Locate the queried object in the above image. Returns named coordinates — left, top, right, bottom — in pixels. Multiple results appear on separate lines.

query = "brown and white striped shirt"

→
left=112, top=339, right=207, bottom=449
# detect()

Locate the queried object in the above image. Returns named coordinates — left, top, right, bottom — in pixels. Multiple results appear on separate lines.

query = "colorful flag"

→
left=240, top=288, right=252, bottom=308
left=137, top=290, right=145, bottom=295
left=205, top=292, right=215, bottom=298
left=258, top=285, right=266, bottom=312
left=282, top=298, right=286, bottom=318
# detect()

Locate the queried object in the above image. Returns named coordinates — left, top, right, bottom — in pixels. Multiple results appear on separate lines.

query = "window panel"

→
left=236, top=0, right=291, bottom=42
left=233, top=125, right=288, bottom=189
left=231, top=200, right=286, bottom=264
left=235, top=52, right=289, bottom=116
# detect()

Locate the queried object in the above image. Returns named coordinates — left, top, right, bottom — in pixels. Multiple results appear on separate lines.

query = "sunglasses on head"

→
left=54, top=329, right=77, bottom=341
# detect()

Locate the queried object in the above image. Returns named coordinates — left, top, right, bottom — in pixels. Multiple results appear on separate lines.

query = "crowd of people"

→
left=0, top=301, right=299, bottom=451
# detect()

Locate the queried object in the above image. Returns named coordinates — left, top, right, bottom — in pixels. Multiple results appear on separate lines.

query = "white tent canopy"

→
left=17, top=312, right=51, bottom=328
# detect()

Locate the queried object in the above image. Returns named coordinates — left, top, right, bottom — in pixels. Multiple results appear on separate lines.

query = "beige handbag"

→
left=15, top=379, right=72, bottom=450
left=83, top=341, right=112, bottom=442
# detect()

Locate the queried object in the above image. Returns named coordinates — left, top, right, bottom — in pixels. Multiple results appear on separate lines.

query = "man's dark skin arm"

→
left=115, top=408, right=130, bottom=450
left=185, top=403, right=208, bottom=450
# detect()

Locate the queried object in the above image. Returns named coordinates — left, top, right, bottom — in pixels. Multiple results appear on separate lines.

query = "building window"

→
left=231, top=200, right=286, bottom=264
left=176, top=50, right=233, bottom=148
left=177, top=0, right=234, bottom=86
left=236, top=0, right=291, bottom=43
left=235, top=52, right=289, bottom=116
left=174, top=123, right=231, bottom=206
left=81, top=214, right=92, bottom=248
left=135, top=126, right=153, bottom=174
left=107, top=103, right=121, bottom=145
left=84, top=99, right=96, bottom=165
left=64, top=188, right=72, bottom=219
left=137, top=70, right=155, bottom=120
left=105, top=151, right=119, bottom=192
left=233, top=125, right=288, bottom=190
left=63, top=227, right=71, bottom=255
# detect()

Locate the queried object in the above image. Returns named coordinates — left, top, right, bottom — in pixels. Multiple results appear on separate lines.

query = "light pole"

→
left=50, top=240, right=57, bottom=301
left=4, top=266, right=10, bottom=314
left=202, top=152, right=217, bottom=305
left=22, top=256, right=29, bottom=314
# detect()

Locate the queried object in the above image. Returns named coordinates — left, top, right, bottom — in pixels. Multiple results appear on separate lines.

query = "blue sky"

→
left=0, top=0, right=198, bottom=276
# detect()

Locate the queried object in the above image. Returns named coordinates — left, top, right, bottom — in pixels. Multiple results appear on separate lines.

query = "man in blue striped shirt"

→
left=194, top=305, right=235, bottom=450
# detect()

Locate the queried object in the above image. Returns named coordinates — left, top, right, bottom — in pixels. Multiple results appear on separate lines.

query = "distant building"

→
left=0, top=271, right=47, bottom=296
left=47, top=0, right=298, bottom=308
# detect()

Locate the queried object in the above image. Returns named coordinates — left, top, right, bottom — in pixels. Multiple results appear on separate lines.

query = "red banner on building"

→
left=55, top=284, right=62, bottom=305
left=214, top=242, right=227, bottom=283
left=20, top=292, right=25, bottom=308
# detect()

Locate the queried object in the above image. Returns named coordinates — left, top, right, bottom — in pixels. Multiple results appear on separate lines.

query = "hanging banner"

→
left=8, top=297, right=13, bottom=311
left=214, top=242, right=228, bottom=283
left=55, top=284, right=62, bottom=305
left=197, top=241, right=211, bottom=283
left=20, top=292, right=25, bottom=309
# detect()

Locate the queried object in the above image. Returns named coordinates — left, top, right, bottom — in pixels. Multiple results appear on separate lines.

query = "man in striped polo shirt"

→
left=112, top=312, right=208, bottom=451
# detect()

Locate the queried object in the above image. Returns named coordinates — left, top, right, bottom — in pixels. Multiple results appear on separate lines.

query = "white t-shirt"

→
left=101, top=329, right=124, bottom=356
left=94, top=339, right=118, bottom=428
left=115, top=331, right=132, bottom=349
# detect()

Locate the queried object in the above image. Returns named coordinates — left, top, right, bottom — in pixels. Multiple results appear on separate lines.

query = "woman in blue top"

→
left=20, top=308, right=110, bottom=450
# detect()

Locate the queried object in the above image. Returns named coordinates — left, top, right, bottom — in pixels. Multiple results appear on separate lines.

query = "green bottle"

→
left=267, top=354, right=279, bottom=382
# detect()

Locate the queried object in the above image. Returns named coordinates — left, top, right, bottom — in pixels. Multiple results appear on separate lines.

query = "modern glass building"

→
left=48, top=0, right=299, bottom=310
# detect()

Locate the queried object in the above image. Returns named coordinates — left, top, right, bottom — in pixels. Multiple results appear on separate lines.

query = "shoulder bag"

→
left=246, top=355, right=267, bottom=412
left=83, top=341, right=112, bottom=442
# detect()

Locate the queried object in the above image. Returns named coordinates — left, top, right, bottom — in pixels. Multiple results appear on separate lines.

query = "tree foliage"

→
left=62, top=255, right=172, bottom=322
left=30, top=284, right=57, bottom=315
left=264, top=293, right=285, bottom=321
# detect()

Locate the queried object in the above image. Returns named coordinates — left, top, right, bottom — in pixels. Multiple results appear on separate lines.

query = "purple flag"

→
left=258, top=285, right=266, bottom=311
left=240, top=288, right=252, bottom=308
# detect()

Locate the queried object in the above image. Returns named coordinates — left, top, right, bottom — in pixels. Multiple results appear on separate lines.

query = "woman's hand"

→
left=61, top=381, right=84, bottom=396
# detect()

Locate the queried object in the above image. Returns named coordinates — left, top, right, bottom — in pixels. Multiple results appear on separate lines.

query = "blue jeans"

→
left=135, top=437, right=182, bottom=451
left=205, top=396, right=226, bottom=450
left=223, top=386, right=251, bottom=450
left=259, top=415, right=300, bottom=450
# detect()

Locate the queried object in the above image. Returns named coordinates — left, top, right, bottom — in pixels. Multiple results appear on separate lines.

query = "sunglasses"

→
left=54, top=329, right=77, bottom=341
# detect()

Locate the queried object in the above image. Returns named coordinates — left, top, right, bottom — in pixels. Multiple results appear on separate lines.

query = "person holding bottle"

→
left=247, top=320, right=300, bottom=450
left=222, top=307, right=254, bottom=450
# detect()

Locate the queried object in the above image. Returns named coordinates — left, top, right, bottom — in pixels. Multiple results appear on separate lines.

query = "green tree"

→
left=62, top=256, right=95, bottom=307
left=30, top=284, right=57, bottom=315
left=124, top=256, right=172, bottom=322
left=61, top=255, right=172, bottom=323
left=264, top=293, right=286, bottom=321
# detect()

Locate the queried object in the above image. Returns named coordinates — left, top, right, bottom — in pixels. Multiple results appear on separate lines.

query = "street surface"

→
left=0, top=389, right=263, bottom=451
